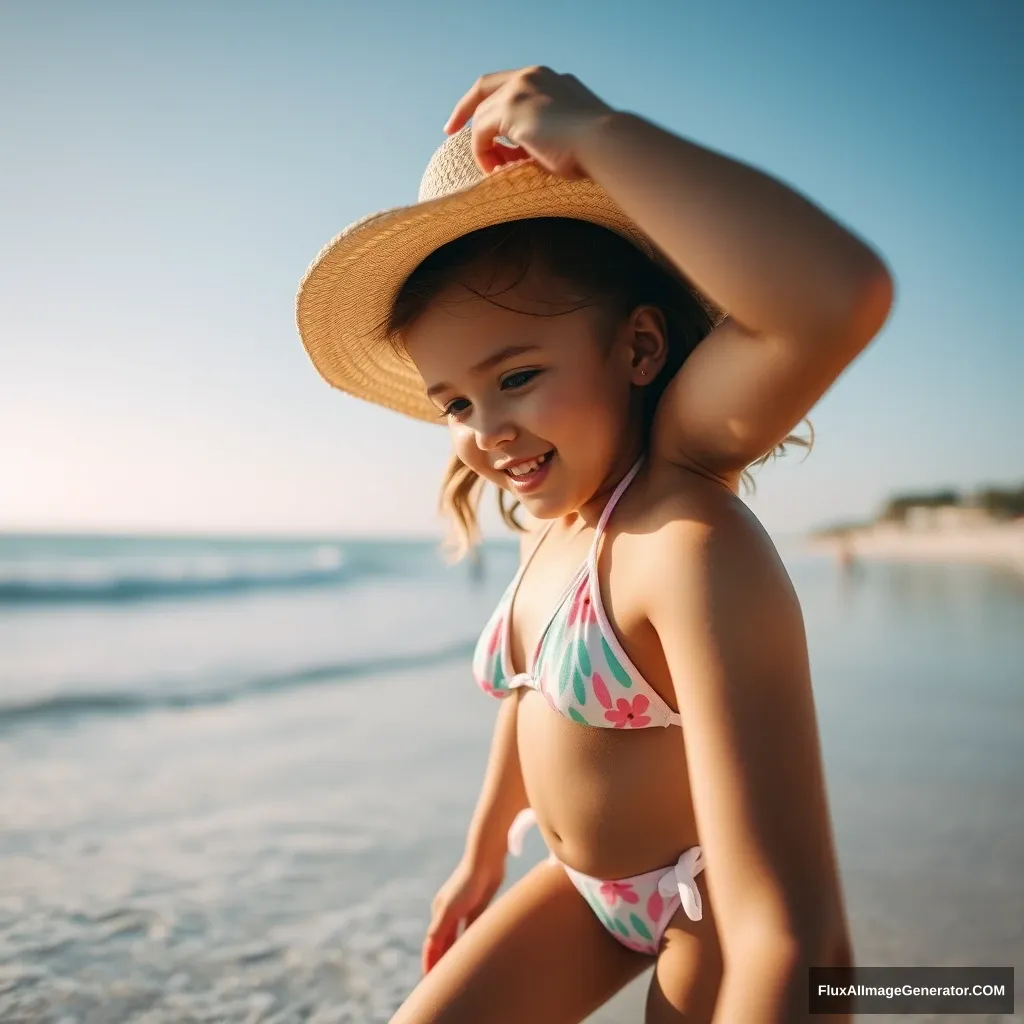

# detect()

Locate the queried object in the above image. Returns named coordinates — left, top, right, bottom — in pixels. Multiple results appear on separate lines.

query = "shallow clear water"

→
left=1, top=535, right=1021, bottom=1022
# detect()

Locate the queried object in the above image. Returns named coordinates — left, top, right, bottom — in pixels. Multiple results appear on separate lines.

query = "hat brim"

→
left=296, top=160, right=716, bottom=423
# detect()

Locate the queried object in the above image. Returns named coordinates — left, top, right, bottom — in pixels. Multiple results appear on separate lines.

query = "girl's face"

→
left=403, top=268, right=646, bottom=520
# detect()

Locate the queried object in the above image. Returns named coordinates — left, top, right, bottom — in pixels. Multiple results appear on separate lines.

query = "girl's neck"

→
left=558, top=444, right=645, bottom=533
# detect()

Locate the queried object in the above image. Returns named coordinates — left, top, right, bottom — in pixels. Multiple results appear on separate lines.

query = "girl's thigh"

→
left=645, top=876, right=723, bottom=1024
left=391, top=859, right=651, bottom=1024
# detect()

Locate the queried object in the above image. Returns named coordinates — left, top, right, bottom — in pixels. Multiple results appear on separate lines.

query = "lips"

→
left=501, top=450, right=556, bottom=494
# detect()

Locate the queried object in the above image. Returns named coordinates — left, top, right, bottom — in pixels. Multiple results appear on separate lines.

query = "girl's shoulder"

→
left=620, top=457, right=791, bottom=590
left=613, top=463, right=804, bottom=684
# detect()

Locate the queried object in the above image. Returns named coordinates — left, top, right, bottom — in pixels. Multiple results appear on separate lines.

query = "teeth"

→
left=506, top=452, right=552, bottom=477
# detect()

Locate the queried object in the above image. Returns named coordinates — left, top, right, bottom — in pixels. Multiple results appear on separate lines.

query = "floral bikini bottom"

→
left=507, top=808, right=705, bottom=956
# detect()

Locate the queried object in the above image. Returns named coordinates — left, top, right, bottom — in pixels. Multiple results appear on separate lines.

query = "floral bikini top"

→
left=473, top=456, right=682, bottom=729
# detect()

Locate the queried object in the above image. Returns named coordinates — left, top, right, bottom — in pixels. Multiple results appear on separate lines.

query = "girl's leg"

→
left=645, top=875, right=723, bottom=1023
left=392, top=859, right=651, bottom=1024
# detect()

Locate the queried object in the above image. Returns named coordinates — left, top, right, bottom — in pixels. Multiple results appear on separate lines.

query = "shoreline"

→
left=804, top=519, right=1024, bottom=574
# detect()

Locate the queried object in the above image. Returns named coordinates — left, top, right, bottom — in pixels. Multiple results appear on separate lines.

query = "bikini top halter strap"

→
left=591, top=454, right=645, bottom=561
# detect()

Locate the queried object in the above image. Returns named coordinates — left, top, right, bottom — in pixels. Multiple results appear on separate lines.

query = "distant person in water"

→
left=837, top=536, right=857, bottom=569
left=296, top=66, right=893, bottom=1022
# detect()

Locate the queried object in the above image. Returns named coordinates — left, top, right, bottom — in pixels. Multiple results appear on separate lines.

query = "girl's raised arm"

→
left=574, top=108, right=893, bottom=483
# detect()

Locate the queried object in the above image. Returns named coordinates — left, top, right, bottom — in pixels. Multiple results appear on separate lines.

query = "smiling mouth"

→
left=503, top=450, right=555, bottom=479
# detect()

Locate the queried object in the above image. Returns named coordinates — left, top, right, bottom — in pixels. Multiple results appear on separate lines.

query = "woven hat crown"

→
left=417, top=126, right=519, bottom=203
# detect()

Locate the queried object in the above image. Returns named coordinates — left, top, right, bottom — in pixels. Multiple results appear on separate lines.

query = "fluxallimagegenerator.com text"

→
left=816, top=983, right=1007, bottom=999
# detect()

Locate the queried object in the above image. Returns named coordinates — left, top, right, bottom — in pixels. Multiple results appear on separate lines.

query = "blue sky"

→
left=1, top=0, right=1020, bottom=539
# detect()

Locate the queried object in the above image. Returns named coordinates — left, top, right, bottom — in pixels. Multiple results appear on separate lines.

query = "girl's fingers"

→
left=467, top=99, right=507, bottom=175
left=467, top=95, right=534, bottom=175
left=421, top=930, right=448, bottom=973
left=421, top=905, right=460, bottom=972
left=422, top=924, right=457, bottom=973
left=443, top=69, right=518, bottom=134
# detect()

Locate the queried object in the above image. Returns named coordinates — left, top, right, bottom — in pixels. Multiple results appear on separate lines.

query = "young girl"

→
left=296, top=67, right=893, bottom=1023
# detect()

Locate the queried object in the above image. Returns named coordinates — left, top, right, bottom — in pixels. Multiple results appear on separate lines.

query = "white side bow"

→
left=507, top=807, right=538, bottom=857
left=657, top=846, right=705, bottom=922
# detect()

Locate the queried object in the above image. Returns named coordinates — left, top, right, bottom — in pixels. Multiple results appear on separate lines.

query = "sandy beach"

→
left=805, top=519, right=1024, bottom=574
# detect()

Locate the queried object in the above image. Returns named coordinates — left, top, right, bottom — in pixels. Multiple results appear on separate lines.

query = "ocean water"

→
left=0, top=534, right=1021, bottom=1023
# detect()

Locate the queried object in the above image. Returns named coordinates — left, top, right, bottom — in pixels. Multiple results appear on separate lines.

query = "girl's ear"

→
left=626, top=304, right=669, bottom=384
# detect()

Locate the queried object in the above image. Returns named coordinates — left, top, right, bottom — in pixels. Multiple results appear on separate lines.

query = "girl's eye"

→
left=501, top=368, right=540, bottom=390
left=439, top=369, right=541, bottom=420
left=442, top=398, right=470, bottom=419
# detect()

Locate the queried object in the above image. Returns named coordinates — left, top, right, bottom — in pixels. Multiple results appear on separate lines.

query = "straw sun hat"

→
left=295, top=122, right=722, bottom=423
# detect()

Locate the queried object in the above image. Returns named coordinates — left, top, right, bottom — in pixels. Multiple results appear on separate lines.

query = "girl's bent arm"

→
left=463, top=526, right=536, bottom=866
left=644, top=510, right=851, bottom=1023
left=575, top=110, right=894, bottom=480
left=463, top=692, right=529, bottom=867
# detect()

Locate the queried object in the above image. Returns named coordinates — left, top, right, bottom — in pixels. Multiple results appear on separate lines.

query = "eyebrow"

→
left=425, top=345, right=542, bottom=398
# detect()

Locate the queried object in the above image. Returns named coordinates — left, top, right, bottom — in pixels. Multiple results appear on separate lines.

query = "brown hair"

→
left=384, top=218, right=811, bottom=560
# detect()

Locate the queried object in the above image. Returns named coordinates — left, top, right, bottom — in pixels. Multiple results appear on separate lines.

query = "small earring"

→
left=640, top=369, right=647, bottom=377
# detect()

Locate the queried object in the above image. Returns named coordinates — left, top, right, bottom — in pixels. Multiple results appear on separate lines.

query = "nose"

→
left=472, top=409, right=517, bottom=452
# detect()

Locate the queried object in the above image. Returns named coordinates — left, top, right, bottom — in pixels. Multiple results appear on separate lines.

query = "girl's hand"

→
left=443, top=66, right=616, bottom=179
left=421, top=851, right=505, bottom=974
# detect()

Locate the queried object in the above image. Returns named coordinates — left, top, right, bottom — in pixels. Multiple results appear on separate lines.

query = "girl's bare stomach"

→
left=515, top=689, right=699, bottom=878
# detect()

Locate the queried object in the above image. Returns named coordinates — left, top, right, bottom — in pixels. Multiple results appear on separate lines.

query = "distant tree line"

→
left=880, top=483, right=1024, bottom=522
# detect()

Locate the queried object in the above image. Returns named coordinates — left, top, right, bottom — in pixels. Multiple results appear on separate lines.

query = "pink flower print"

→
left=591, top=672, right=612, bottom=710
left=604, top=694, right=651, bottom=729
left=646, top=888, right=664, bottom=924
left=567, top=578, right=599, bottom=627
left=599, top=880, right=639, bottom=907
left=479, top=680, right=509, bottom=698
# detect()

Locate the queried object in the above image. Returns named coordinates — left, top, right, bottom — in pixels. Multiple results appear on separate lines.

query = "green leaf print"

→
left=572, top=668, right=587, bottom=705
left=492, top=656, right=505, bottom=691
left=613, top=918, right=630, bottom=939
left=567, top=707, right=588, bottom=725
left=600, top=636, right=633, bottom=688
left=629, top=913, right=653, bottom=941
left=558, top=644, right=574, bottom=695
left=576, top=637, right=591, bottom=677
left=545, top=615, right=565, bottom=658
